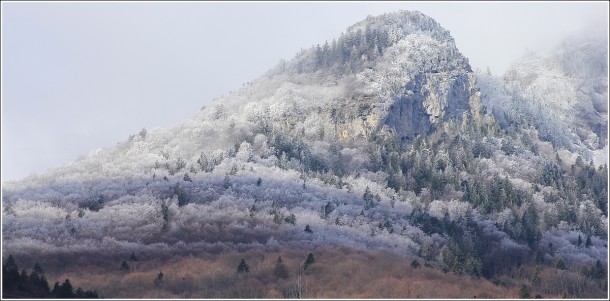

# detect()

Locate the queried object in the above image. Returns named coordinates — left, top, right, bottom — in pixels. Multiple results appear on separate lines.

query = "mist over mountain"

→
left=2, top=11, right=607, bottom=299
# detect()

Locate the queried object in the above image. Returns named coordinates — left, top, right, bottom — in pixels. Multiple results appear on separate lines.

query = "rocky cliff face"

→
left=281, top=10, right=480, bottom=145
left=384, top=72, right=479, bottom=142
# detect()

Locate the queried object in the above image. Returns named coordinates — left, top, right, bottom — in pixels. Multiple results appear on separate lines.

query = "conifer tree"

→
left=519, top=284, right=531, bottom=298
left=303, top=253, right=315, bottom=270
left=33, top=262, right=44, bottom=275
left=130, top=252, right=138, bottom=262
left=154, top=271, right=164, bottom=288
left=237, top=258, right=250, bottom=273
left=120, top=261, right=130, bottom=273
left=274, top=256, right=289, bottom=279
left=556, top=258, right=567, bottom=270
left=57, top=279, right=74, bottom=298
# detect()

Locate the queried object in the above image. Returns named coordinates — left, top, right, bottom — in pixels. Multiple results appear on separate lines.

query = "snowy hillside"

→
left=2, top=10, right=608, bottom=299
left=489, top=28, right=608, bottom=164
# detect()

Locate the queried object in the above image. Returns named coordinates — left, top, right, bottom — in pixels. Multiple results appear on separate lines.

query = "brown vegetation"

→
left=35, top=243, right=603, bottom=298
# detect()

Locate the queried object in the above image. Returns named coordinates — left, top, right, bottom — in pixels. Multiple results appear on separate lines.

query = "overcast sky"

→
left=1, top=1, right=608, bottom=181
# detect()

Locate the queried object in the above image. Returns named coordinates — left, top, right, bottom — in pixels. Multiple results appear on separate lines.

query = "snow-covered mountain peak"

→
left=3, top=12, right=608, bottom=296
left=347, top=10, right=454, bottom=44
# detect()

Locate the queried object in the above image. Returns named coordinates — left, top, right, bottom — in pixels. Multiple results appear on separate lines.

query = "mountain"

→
left=2, top=11, right=607, bottom=299
left=479, top=27, right=608, bottom=165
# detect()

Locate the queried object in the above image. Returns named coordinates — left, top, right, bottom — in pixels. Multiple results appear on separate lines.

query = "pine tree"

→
left=4, top=255, right=18, bottom=272
left=304, top=224, right=313, bottom=234
left=57, top=279, right=74, bottom=298
left=303, top=253, right=315, bottom=270
left=2, top=254, right=20, bottom=293
left=535, top=250, right=545, bottom=265
left=274, top=256, right=289, bottom=279
left=284, top=213, right=296, bottom=225
left=256, top=177, right=262, bottom=186
left=33, top=262, right=44, bottom=275
left=593, top=259, right=605, bottom=280
left=75, top=287, right=84, bottom=298
left=585, top=235, right=592, bottom=248
left=130, top=252, right=138, bottom=262
left=577, top=234, right=582, bottom=247
left=51, top=282, right=60, bottom=296
left=411, top=260, right=420, bottom=269
left=120, top=261, right=130, bottom=273
left=531, top=269, right=541, bottom=286
left=249, top=204, right=256, bottom=217
left=556, top=258, right=567, bottom=270
left=363, top=186, right=375, bottom=209
left=223, top=175, right=231, bottom=189
left=154, top=271, right=164, bottom=288
left=519, top=284, right=531, bottom=298
left=237, top=258, right=250, bottom=273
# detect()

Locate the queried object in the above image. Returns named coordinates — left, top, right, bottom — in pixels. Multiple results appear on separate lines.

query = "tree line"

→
left=2, top=255, right=99, bottom=299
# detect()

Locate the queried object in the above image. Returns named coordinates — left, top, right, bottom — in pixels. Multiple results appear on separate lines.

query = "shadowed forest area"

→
left=2, top=254, right=99, bottom=298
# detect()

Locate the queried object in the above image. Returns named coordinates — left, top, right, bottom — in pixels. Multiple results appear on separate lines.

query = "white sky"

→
left=1, top=1, right=608, bottom=181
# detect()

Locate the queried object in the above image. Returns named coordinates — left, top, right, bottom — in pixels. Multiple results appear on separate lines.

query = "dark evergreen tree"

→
left=130, top=252, right=138, bottom=262
left=176, top=184, right=190, bottom=207
left=324, top=202, right=335, bottom=218
left=274, top=256, right=289, bottom=279
left=84, top=290, right=99, bottom=298
left=256, top=177, right=262, bottom=186
left=304, top=224, right=313, bottom=234
left=284, top=214, right=296, bottom=225
left=363, top=186, right=375, bottom=209
left=535, top=250, right=545, bottom=265
left=411, top=260, right=420, bottom=269
left=223, top=175, right=232, bottom=189
left=577, top=234, right=582, bottom=247
left=20, top=269, right=29, bottom=286
left=75, top=287, right=84, bottom=298
left=531, top=269, right=541, bottom=286
left=556, top=258, right=567, bottom=270
left=56, top=279, right=74, bottom=298
left=2, top=255, right=20, bottom=296
left=303, top=253, right=315, bottom=270
left=237, top=259, right=250, bottom=273
left=154, top=271, right=164, bottom=288
left=33, top=262, right=43, bottom=275
left=593, top=259, right=605, bottom=280
left=519, top=284, right=531, bottom=298
left=120, top=261, right=130, bottom=273
left=585, top=235, right=592, bottom=248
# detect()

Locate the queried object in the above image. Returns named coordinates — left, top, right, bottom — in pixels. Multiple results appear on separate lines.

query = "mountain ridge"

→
left=2, top=10, right=607, bottom=299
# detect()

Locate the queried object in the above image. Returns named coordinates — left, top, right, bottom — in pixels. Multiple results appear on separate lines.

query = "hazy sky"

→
left=2, top=1, right=608, bottom=181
